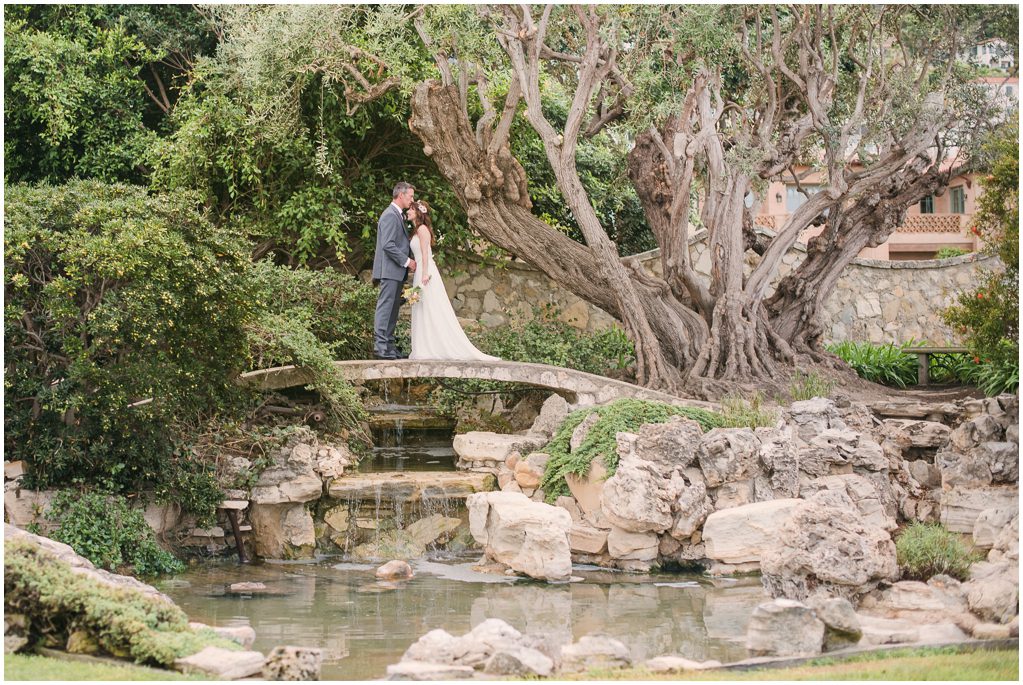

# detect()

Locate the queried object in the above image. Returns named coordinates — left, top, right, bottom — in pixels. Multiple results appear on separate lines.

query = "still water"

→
left=158, top=557, right=764, bottom=680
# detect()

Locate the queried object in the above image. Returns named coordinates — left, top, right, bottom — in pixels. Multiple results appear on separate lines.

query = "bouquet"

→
left=403, top=285, right=422, bottom=305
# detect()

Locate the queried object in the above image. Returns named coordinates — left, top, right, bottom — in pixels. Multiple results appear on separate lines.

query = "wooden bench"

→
left=904, top=346, right=969, bottom=386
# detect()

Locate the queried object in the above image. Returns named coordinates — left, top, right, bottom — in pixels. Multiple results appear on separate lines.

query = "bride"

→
left=406, top=200, right=500, bottom=362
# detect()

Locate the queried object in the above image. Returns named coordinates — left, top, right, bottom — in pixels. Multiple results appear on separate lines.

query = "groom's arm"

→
left=379, top=212, right=411, bottom=269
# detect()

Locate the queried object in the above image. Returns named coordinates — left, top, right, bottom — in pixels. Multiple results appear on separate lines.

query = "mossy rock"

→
left=4, top=541, right=241, bottom=668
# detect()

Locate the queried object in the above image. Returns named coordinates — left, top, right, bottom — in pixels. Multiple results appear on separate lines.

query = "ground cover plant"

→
left=540, top=398, right=724, bottom=502
left=895, top=522, right=983, bottom=582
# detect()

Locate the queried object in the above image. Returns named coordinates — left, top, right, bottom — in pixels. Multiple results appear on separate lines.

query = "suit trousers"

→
left=374, top=278, right=403, bottom=356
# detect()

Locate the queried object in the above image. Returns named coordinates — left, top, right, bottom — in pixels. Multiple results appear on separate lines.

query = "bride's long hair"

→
left=412, top=200, right=435, bottom=247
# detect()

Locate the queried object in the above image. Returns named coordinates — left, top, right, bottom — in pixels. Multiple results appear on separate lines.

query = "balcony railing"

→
left=754, top=213, right=970, bottom=234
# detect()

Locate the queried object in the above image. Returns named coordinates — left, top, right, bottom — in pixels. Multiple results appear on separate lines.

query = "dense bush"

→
left=4, top=181, right=252, bottom=511
left=5, top=542, right=239, bottom=666
left=45, top=490, right=183, bottom=576
left=943, top=123, right=1019, bottom=396
left=540, top=399, right=724, bottom=502
left=244, top=259, right=370, bottom=433
left=895, top=522, right=982, bottom=582
left=827, top=340, right=919, bottom=388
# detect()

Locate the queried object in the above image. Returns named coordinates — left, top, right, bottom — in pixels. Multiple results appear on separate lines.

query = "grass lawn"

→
left=4, top=653, right=208, bottom=681
left=559, top=646, right=1019, bottom=681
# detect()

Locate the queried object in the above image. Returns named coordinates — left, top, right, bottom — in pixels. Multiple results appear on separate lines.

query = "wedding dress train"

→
left=409, top=234, right=500, bottom=362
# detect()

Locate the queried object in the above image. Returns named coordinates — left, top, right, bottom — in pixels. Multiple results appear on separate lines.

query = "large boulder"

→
left=807, top=597, right=862, bottom=651
left=800, top=474, right=897, bottom=532
left=881, top=419, right=951, bottom=450
left=528, top=394, right=569, bottom=439
left=701, top=499, right=802, bottom=566
left=453, top=432, right=547, bottom=465
left=939, top=486, right=1018, bottom=534
left=262, top=646, right=323, bottom=681
left=600, top=445, right=679, bottom=533
left=174, top=646, right=266, bottom=680
left=745, top=599, right=824, bottom=657
left=697, top=428, right=762, bottom=488
left=760, top=490, right=898, bottom=602
left=250, top=438, right=323, bottom=505
left=467, top=492, right=572, bottom=581
left=962, top=560, right=1019, bottom=624
left=974, top=507, right=1017, bottom=550
left=248, top=503, right=316, bottom=559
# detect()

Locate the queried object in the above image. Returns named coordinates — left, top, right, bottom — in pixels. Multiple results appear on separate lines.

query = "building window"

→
left=785, top=184, right=821, bottom=212
left=950, top=186, right=966, bottom=214
left=919, top=195, right=934, bottom=214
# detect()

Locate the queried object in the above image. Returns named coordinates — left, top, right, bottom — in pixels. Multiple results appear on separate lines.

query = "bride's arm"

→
left=416, top=226, right=431, bottom=285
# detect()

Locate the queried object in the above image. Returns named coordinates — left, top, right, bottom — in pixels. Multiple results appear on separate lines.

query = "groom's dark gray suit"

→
left=372, top=203, right=412, bottom=358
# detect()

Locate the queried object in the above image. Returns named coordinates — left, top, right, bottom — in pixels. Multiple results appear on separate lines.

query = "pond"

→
left=158, top=557, right=765, bottom=680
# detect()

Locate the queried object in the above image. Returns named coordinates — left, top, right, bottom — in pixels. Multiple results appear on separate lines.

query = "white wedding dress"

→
left=409, top=230, right=500, bottom=362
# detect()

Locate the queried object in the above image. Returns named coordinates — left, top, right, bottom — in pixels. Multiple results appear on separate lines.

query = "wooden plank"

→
left=904, top=346, right=969, bottom=354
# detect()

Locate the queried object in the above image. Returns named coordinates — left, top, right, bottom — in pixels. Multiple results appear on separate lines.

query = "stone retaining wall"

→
left=436, top=232, right=993, bottom=344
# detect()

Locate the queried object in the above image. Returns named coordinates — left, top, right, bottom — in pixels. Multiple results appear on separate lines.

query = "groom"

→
left=372, top=182, right=417, bottom=359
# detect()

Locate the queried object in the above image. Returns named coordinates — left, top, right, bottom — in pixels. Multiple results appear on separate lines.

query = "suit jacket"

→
left=371, top=204, right=411, bottom=282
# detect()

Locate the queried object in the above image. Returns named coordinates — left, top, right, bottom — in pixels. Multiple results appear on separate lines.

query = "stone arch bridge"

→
left=240, top=360, right=714, bottom=409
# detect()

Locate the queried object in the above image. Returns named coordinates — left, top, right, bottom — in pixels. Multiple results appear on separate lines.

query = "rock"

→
left=406, top=514, right=461, bottom=548
left=483, top=646, right=554, bottom=677
left=917, top=623, right=969, bottom=643
left=972, top=622, right=1014, bottom=639
left=991, top=514, right=1019, bottom=561
left=565, top=457, right=607, bottom=518
left=606, top=527, right=658, bottom=561
left=559, top=635, right=632, bottom=672
left=466, top=492, right=572, bottom=581
left=452, top=432, right=547, bottom=464
left=881, top=419, right=951, bottom=450
left=513, top=460, right=543, bottom=489
left=569, top=523, right=608, bottom=554
left=701, top=499, right=802, bottom=565
left=250, top=436, right=324, bottom=504
left=807, top=597, right=862, bottom=651
left=174, top=646, right=265, bottom=680
left=529, top=394, right=569, bottom=438
left=4, top=635, right=27, bottom=654
left=977, top=442, right=1019, bottom=483
left=786, top=398, right=845, bottom=442
left=855, top=615, right=919, bottom=646
left=974, top=507, right=1017, bottom=549
left=4, top=487, right=57, bottom=532
left=189, top=623, right=256, bottom=649
left=697, top=428, right=761, bottom=487
left=570, top=413, right=602, bottom=452
left=262, top=646, right=323, bottom=681
left=376, top=560, right=414, bottom=580
left=66, top=629, right=100, bottom=655
left=908, top=460, right=941, bottom=488
left=4, top=524, right=173, bottom=603
left=386, top=661, right=475, bottom=680
left=939, top=487, right=1018, bottom=534
left=248, top=503, right=316, bottom=559
left=143, top=501, right=182, bottom=534
left=966, top=575, right=1018, bottom=623
left=631, top=416, right=705, bottom=468
left=600, top=445, right=677, bottom=533
left=229, top=582, right=269, bottom=594
left=670, top=480, right=713, bottom=538
left=745, top=599, right=824, bottom=657
left=949, top=415, right=1003, bottom=451
left=4, top=461, right=26, bottom=480
left=324, top=505, right=350, bottom=534
left=878, top=580, right=968, bottom=614
left=315, top=445, right=351, bottom=480
left=757, top=427, right=799, bottom=498
left=800, top=474, right=896, bottom=531
left=760, top=490, right=898, bottom=602
left=645, top=656, right=722, bottom=672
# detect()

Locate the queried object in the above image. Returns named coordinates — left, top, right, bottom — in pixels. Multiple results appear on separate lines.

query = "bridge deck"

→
left=239, top=359, right=714, bottom=409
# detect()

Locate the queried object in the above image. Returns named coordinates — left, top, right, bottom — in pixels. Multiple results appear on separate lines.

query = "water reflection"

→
left=159, top=558, right=763, bottom=680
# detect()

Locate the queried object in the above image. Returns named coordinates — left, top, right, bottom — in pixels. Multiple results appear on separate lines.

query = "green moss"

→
left=4, top=542, right=240, bottom=668
left=539, top=398, right=724, bottom=502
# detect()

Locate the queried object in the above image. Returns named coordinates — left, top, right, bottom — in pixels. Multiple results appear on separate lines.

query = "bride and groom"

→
left=372, top=181, right=499, bottom=362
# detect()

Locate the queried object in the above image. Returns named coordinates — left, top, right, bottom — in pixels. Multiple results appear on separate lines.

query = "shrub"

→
left=46, top=489, right=184, bottom=577
left=4, top=541, right=239, bottom=666
left=943, top=122, right=1019, bottom=396
left=895, top=522, right=982, bottom=582
left=4, top=181, right=251, bottom=511
left=789, top=371, right=836, bottom=401
left=719, top=392, right=778, bottom=428
left=827, top=340, right=918, bottom=388
left=539, top=398, right=724, bottom=502
left=935, top=247, right=970, bottom=259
